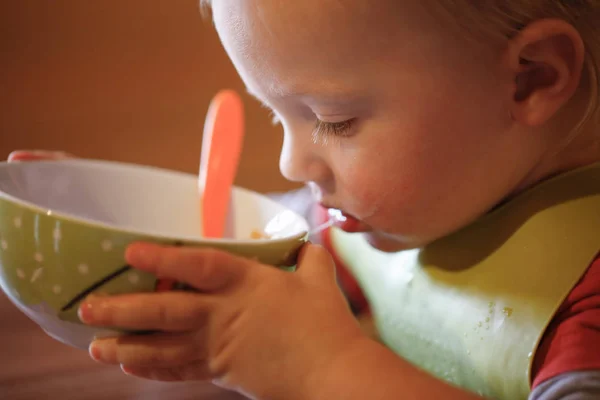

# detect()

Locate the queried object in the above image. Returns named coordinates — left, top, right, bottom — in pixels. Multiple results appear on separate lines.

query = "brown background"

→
left=0, top=1, right=297, bottom=399
left=0, top=0, right=298, bottom=194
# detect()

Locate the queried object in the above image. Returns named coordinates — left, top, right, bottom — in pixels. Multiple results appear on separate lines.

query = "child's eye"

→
left=314, top=118, right=356, bottom=138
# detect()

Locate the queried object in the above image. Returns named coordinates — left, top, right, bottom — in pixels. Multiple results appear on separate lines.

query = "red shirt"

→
left=531, top=255, right=600, bottom=388
left=316, top=207, right=600, bottom=390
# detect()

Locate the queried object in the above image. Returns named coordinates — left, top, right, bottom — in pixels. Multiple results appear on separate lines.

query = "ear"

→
left=506, top=19, right=585, bottom=126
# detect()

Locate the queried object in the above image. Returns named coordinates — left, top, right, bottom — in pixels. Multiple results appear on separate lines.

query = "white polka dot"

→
left=34, top=252, right=44, bottom=263
left=52, top=285, right=62, bottom=295
left=52, top=227, right=62, bottom=241
left=13, top=217, right=22, bottom=228
left=1, top=239, right=7, bottom=251
left=78, top=263, right=89, bottom=275
left=16, top=268, right=25, bottom=279
left=128, top=272, right=140, bottom=285
left=30, top=267, right=43, bottom=283
left=101, top=240, right=113, bottom=252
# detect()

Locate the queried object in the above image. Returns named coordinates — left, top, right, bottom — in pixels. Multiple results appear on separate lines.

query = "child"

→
left=10, top=0, right=600, bottom=399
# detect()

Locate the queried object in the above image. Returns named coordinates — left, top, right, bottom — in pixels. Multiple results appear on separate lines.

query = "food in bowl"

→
left=250, top=229, right=271, bottom=239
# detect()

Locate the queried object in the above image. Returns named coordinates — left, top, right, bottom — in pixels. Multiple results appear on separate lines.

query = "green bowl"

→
left=0, top=159, right=308, bottom=349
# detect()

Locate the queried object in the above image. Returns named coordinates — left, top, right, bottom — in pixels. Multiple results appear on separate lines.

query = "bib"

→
left=329, top=164, right=600, bottom=399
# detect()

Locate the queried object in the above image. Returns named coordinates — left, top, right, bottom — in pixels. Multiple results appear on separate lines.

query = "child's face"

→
left=212, top=1, right=544, bottom=251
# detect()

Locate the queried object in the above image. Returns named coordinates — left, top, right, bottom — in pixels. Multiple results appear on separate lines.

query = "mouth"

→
left=320, top=205, right=371, bottom=233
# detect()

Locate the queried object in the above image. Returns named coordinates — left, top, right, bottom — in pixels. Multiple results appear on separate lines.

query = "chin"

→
left=362, top=232, right=415, bottom=253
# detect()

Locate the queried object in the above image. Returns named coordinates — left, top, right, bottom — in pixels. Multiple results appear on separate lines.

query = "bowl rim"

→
left=0, top=159, right=309, bottom=245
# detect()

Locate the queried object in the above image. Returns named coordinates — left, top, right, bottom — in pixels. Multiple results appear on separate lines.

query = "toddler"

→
left=10, top=1, right=600, bottom=399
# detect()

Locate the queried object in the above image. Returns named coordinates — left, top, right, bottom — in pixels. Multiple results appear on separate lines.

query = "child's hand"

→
left=7, top=150, right=74, bottom=162
left=79, top=242, right=366, bottom=399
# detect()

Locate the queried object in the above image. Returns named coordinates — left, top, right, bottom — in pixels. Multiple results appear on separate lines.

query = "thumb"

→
left=296, top=243, right=337, bottom=283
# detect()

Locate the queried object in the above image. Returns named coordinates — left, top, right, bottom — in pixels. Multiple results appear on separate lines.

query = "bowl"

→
left=0, top=159, right=309, bottom=349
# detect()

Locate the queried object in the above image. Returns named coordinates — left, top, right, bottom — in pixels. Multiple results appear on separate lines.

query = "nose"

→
left=279, top=128, right=332, bottom=187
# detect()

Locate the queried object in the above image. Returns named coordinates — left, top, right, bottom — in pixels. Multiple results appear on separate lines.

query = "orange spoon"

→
left=155, top=90, right=244, bottom=292
left=198, top=89, right=245, bottom=238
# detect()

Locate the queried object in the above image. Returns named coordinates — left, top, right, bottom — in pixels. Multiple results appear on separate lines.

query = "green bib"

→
left=329, top=163, right=600, bottom=399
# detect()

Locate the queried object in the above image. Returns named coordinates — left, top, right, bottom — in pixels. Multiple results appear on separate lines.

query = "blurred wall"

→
left=0, top=0, right=298, bottom=194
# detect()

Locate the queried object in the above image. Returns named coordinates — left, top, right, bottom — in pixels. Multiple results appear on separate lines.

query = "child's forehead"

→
left=215, top=0, right=437, bottom=47
left=212, top=0, right=495, bottom=104
left=213, top=0, right=442, bottom=73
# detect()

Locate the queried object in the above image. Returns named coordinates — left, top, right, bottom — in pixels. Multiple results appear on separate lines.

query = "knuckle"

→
left=145, top=349, right=169, bottom=366
left=201, top=248, right=229, bottom=268
left=197, top=249, right=235, bottom=285
left=170, top=365, right=193, bottom=381
left=154, top=296, right=205, bottom=330
left=171, top=345, right=197, bottom=365
left=157, top=250, right=177, bottom=276
left=118, top=342, right=195, bottom=367
left=155, top=302, right=171, bottom=326
left=156, top=342, right=199, bottom=367
left=198, top=249, right=220, bottom=278
left=158, top=347, right=186, bottom=365
left=186, top=302, right=207, bottom=325
left=175, top=301, right=206, bottom=329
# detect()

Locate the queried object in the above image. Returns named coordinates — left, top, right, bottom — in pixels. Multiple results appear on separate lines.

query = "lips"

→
left=322, top=206, right=371, bottom=233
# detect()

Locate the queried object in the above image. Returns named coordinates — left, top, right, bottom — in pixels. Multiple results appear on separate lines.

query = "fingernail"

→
left=89, top=342, right=103, bottom=361
left=121, top=365, right=134, bottom=375
left=78, top=299, right=105, bottom=324
left=78, top=301, right=94, bottom=323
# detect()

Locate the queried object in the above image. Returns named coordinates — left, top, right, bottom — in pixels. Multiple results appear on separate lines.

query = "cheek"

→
left=330, top=111, right=484, bottom=225
left=338, top=172, right=386, bottom=214
left=333, top=146, right=416, bottom=218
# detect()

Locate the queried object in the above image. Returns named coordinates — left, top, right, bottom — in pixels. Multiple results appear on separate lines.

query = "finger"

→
left=78, top=292, right=212, bottom=332
left=121, top=361, right=212, bottom=382
left=7, top=150, right=73, bottom=162
left=125, top=243, right=253, bottom=291
left=89, top=332, right=205, bottom=368
left=296, top=243, right=337, bottom=283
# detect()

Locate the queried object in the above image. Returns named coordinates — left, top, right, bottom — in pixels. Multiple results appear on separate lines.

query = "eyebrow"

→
left=245, top=86, right=365, bottom=107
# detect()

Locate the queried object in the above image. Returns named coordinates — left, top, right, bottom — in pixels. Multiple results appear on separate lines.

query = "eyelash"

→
left=314, top=118, right=356, bottom=138
left=267, top=108, right=356, bottom=140
left=269, top=111, right=281, bottom=126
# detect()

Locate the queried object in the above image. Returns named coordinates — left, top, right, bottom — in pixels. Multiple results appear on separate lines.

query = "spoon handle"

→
left=199, top=90, right=245, bottom=238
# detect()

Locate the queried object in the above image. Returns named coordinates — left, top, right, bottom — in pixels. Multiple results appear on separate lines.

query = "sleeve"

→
left=529, top=371, right=600, bottom=400
left=531, top=255, right=600, bottom=393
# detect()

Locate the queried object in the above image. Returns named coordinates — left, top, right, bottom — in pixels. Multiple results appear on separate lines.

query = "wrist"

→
left=260, top=319, right=369, bottom=400
left=300, top=337, right=484, bottom=400
left=301, top=335, right=377, bottom=400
